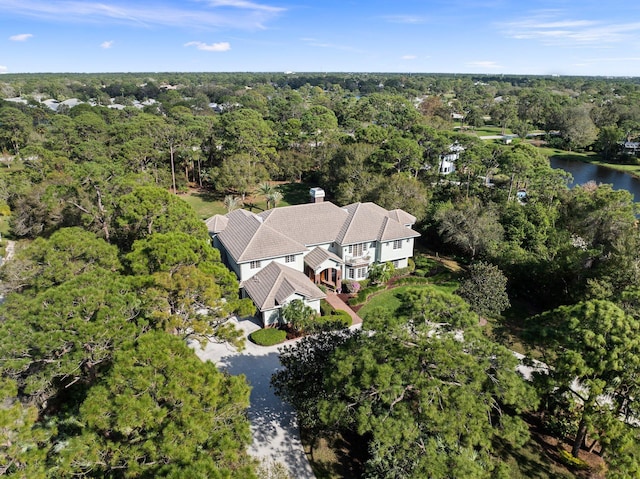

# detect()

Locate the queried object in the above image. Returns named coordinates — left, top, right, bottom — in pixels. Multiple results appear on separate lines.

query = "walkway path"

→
left=194, top=318, right=316, bottom=479
left=324, top=291, right=363, bottom=326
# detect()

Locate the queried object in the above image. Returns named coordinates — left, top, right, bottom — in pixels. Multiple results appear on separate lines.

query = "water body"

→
left=550, top=156, right=640, bottom=201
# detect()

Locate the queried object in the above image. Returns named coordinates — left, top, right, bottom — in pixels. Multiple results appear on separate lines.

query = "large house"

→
left=206, top=192, right=420, bottom=326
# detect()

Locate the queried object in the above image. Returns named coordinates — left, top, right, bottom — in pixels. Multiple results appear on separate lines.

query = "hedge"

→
left=249, top=328, right=287, bottom=346
left=393, top=276, right=432, bottom=286
left=327, top=310, right=352, bottom=327
left=348, top=284, right=386, bottom=306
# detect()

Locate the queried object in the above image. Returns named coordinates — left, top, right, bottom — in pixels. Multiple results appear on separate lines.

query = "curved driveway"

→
left=194, top=317, right=316, bottom=478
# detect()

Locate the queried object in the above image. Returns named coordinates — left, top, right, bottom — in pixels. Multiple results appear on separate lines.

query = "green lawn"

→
left=459, top=125, right=512, bottom=137
left=180, top=191, right=227, bottom=219
left=357, top=282, right=459, bottom=321
left=180, top=182, right=314, bottom=219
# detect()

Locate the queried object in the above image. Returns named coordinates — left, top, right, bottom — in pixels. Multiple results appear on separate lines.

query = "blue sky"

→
left=2, top=0, right=640, bottom=76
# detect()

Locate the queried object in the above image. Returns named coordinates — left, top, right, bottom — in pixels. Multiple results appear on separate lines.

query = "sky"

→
left=2, top=0, right=640, bottom=76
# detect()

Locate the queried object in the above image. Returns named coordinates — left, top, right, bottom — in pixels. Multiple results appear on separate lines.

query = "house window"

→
left=285, top=255, right=295, bottom=263
left=393, top=240, right=402, bottom=250
left=393, top=260, right=399, bottom=268
left=250, top=260, right=261, bottom=269
left=348, top=268, right=355, bottom=279
left=357, top=267, right=367, bottom=279
left=348, top=242, right=367, bottom=257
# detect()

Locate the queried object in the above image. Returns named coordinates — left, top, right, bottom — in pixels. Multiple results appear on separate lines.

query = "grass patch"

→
left=461, top=125, right=513, bottom=137
left=537, top=147, right=593, bottom=162
left=180, top=190, right=227, bottom=219
left=249, top=328, right=286, bottom=346
left=180, top=181, right=313, bottom=219
left=357, top=283, right=459, bottom=322
left=278, top=181, right=314, bottom=205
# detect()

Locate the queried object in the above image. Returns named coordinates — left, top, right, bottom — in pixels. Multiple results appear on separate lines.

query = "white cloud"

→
left=9, top=33, right=33, bottom=41
left=100, top=40, right=114, bottom=49
left=401, top=55, right=417, bottom=60
left=467, top=61, right=502, bottom=69
left=502, top=11, right=640, bottom=46
left=382, top=14, right=428, bottom=24
left=184, top=41, right=231, bottom=52
left=204, top=0, right=283, bottom=13
left=0, top=0, right=285, bottom=30
left=0, top=65, right=7, bottom=73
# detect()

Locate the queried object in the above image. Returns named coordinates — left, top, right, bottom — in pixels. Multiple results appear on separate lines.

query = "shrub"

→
left=392, top=266, right=411, bottom=278
left=249, top=328, right=286, bottom=346
left=342, top=280, right=361, bottom=294
left=393, top=276, right=432, bottom=286
left=320, top=299, right=335, bottom=316
left=328, top=309, right=352, bottom=327
left=414, top=269, right=427, bottom=277
left=407, top=257, right=416, bottom=273
left=348, top=284, right=386, bottom=306
left=557, top=449, right=589, bottom=470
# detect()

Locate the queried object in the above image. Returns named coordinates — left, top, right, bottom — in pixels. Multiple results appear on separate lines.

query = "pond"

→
left=550, top=156, right=640, bottom=201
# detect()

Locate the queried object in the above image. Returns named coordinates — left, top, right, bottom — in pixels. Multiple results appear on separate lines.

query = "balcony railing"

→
left=344, top=254, right=371, bottom=266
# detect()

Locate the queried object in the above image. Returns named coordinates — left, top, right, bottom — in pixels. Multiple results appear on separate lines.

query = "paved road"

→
left=194, top=317, right=316, bottom=479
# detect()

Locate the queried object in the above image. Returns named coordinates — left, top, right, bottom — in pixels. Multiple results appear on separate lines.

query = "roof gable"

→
left=337, top=202, right=419, bottom=245
left=241, top=262, right=325, bottom=311
left=217, top=210, right=306, bottom=263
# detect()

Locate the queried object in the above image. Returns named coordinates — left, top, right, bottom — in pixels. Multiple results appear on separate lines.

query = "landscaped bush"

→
left=249, top=328, right=286, bottom=346
left=391, top=266, right=412, bottom=278
left=393, top=276, right=432, bottom=286
left=414, top=269, right=427, bottom=277
left=320, top=299, right=335, bottom=316
left=342, top=280, right=361, bottom=294
left=348, top=284, right=386, bottom=306
left=327, top=310, right=352, bottom=327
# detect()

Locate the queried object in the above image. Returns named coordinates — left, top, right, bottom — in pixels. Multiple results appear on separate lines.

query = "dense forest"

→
left=1, top=72, right=640, bottom=478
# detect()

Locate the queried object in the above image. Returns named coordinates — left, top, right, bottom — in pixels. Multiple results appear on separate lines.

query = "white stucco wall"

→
left=379, top=238, right=414, bottom=263
left=239, top=253, right=305, bottom=281
left=260, top=294, right=321, bottom=327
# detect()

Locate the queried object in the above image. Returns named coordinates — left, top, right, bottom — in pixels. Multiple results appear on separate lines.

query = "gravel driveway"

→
left=194, top=317, right=316, bottom=478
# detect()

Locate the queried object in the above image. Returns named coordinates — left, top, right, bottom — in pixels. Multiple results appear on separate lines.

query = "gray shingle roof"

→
left=258, top=202, right=348, bottom=245
left=304, top=246, right=344, bottom=271
left=205, top=214, right=228, bottom=234
left=241, top=262, right=325, bottom=311
left=337, top=202, right=420, bottom=245
left=387, top=209, right=416, bottom=227
left=216, top=210, right=307, bottom=263
left=214, top=201, right=419, bottom=264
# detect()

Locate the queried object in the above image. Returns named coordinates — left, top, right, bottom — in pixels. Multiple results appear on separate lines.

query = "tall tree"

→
left=435, top=199, right=504, bottom=259
left=275, top=310, right=537, bottom=478
left=456, top=261, right=510, bottom=318
left=51, top=331, right=256, bottom=478
left=527, top=300, right=640, bottom=461
left=0, top=106, right=32, bottom=154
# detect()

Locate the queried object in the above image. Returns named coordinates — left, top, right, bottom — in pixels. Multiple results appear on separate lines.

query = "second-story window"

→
left=250, top=260, right=261, bottom=269
left=393, top=240, right=402, bottom=250
left=348, top=242, right=367, bottom=256
left=285, top=255, right=295, bottom=263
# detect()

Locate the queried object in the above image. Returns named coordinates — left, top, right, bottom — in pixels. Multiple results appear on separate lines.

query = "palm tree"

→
left=266, top=190, right=283, bottom=209
left=223, top=195, right=241, bottom=212
left=257, top=182, right=274, bottom=208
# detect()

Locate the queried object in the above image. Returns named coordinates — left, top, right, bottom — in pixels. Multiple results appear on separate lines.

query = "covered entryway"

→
left=304, top=247, right=344, bottom=292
